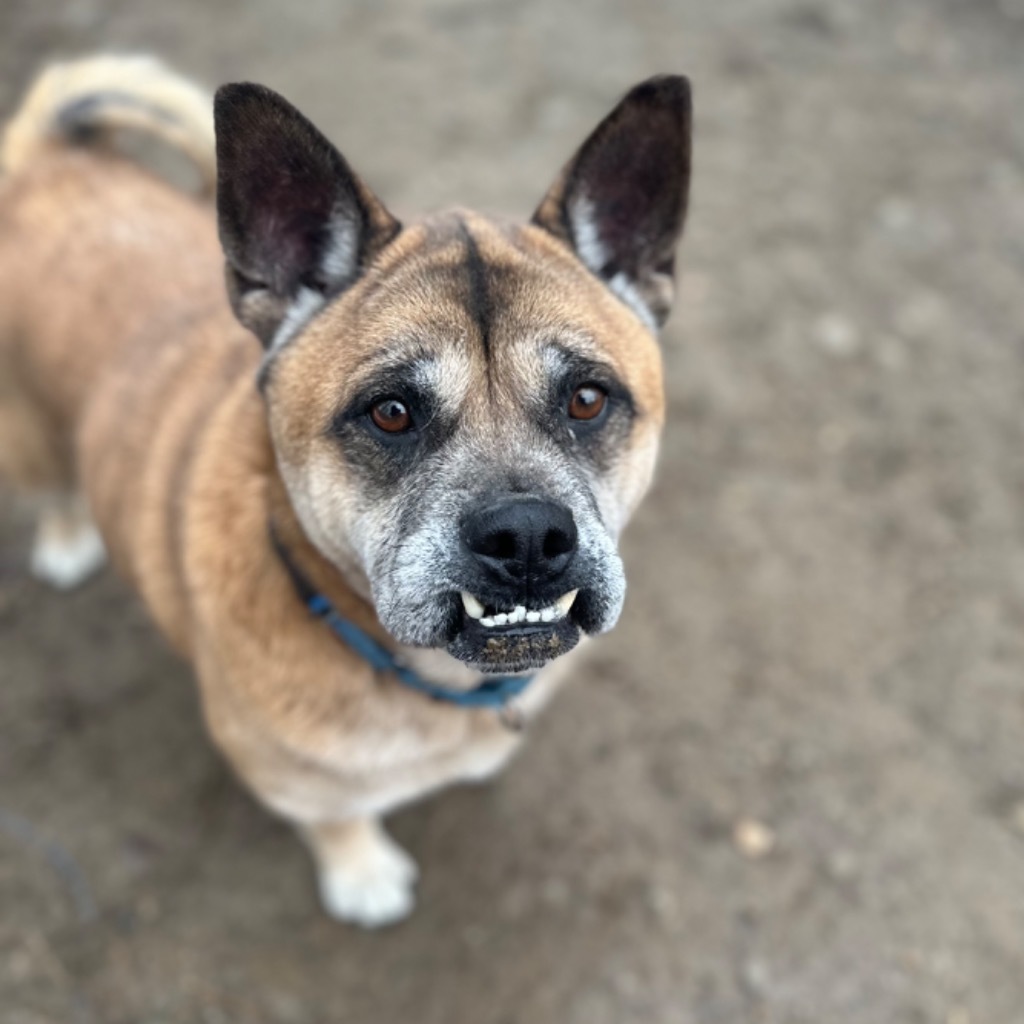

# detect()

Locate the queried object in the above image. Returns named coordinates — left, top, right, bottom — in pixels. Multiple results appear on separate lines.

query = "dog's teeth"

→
left=474, top=601, right=571, bottom=628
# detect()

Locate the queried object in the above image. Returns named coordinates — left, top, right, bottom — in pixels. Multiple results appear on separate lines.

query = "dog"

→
left=0, top=55, right=691, bottom=926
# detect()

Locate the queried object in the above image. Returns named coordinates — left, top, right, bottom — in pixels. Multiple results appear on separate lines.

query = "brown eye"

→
left=568, top=384, right=608, bottom=421
left=370, top=398, right=412, bottom=433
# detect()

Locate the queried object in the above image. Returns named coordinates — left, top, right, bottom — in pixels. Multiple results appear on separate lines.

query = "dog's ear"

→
left=532, top=75, right=691, bottom=330
left=214, top=83, right=400, bottom=347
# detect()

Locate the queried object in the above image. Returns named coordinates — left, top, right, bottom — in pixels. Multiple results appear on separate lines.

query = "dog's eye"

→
left=568, top=384, right=608, bottom=422
left=370, top=398, right=413, bottom=433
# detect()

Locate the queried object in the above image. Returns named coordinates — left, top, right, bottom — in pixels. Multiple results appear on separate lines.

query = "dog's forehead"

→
left=342, top=210, right=632, bottom=365
left=355, top=213, right=555, bottom=332
left=286, top=207, right=664, bottom=428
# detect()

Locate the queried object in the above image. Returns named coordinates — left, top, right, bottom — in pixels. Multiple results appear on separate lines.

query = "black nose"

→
left=462, top=495, right=577, bottom=587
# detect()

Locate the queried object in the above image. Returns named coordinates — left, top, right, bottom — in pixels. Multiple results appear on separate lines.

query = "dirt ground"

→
left=1, top=0, right=1023, bottom=1021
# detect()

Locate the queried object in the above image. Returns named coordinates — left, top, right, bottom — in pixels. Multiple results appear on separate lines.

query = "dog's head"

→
left=214, top=76, right=691, bottom=674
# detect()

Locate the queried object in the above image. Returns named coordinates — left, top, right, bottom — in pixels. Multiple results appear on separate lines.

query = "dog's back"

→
left=0, top=56, right=254, bottom=643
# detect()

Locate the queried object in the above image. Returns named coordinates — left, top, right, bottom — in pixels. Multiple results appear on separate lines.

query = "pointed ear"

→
left=533, top=75, right=692, bottom=330
left=214, top=83, right=400, bottom=347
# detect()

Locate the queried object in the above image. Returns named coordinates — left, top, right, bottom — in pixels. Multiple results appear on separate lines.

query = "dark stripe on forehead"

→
left=458, top=218, right=493, bottom=363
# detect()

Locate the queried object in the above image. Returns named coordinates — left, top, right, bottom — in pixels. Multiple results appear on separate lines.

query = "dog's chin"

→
left=379, top=587, right=619, bottom=674
left=445, top=586, right=619, bottom=674
left=446, top=615, right=582, bottom=674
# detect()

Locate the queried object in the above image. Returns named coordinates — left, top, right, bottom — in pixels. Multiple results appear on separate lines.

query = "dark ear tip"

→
left=215, top=81, right=260, bottom=107
left=623, top=74, right=692, bottom=115
left=214, top=82, right=288, bottom=126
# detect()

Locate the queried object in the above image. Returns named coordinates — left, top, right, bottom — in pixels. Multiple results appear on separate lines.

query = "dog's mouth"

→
left=445, top=587, right=585, bottom=673
left=458, top=589, right=579, bottom=629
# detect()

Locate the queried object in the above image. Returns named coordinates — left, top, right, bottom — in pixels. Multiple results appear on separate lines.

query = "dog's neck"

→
left=266, top=473, right=376, bottom=627
left=265, top=471, right=485, bottom=691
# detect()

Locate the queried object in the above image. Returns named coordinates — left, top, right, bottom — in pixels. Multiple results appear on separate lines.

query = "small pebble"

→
left=825, top=849, right=860, bottom=883
left=645, top=881, right=680, bottom=925
left=740, top=957, right=772, bottom=997
left=877, top=196, right=915, bottom=232
left=733, top=819, right=776, bottom=859
left=814, top=313, right=860, bottom=357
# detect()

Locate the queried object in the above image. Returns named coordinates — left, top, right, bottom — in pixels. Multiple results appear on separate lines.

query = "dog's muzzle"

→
left=445, top=494, right=589, bottom=672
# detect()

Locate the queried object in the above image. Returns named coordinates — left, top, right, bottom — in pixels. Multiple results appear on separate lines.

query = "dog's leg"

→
left=29, top=492, right=106, bottom=590
left=0, top=345, right=104, bottom=588
left=301, top=817, right=419, bottom=928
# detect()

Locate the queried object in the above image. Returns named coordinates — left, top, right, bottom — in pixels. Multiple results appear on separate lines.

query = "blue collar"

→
left=271, top=526, right=534, bottom=711
left=305, top=594, right=534, bottom=710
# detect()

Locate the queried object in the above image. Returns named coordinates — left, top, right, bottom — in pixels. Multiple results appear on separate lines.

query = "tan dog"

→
left=0, top=55, right=691, bottom=926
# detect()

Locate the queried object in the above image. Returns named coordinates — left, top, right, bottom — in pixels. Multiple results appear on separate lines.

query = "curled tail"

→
left=1, top=54, right=215, bottom=195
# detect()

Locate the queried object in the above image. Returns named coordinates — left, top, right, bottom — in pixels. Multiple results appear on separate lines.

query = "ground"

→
left=1, top=1, right=1023, bottom=1021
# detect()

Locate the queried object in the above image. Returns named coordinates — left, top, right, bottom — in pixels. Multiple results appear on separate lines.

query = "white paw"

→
left=318, top=833, right=419, bottom=928
left=30, top=523, right=106, bottom=589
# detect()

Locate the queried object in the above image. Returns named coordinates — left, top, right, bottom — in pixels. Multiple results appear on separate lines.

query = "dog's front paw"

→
left=315, top=824, right=419, bottom=928
left=30, top=515, right=106, bottom=590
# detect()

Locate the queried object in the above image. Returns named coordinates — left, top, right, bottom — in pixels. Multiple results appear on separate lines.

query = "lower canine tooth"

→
left=554, top=589, right=579, bottom=615
left=461, top=591, right=485, bottom=619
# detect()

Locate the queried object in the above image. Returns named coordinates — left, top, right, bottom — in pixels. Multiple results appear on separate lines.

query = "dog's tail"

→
left=1, top=54, right=215, bottom=195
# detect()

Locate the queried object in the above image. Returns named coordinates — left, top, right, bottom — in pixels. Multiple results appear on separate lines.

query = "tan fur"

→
left=0, top=60, right=671, bottom=926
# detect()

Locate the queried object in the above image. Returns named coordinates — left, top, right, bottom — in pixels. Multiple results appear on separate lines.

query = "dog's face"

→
left=214, top=77, right=691, bottom=673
